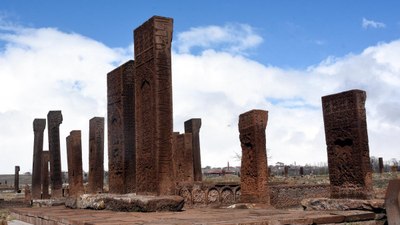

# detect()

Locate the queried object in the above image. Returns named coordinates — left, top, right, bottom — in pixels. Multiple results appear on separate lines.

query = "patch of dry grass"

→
left=0, top=208, right=8, bottom=219
left=203, top=174, right=240, bottom=184
left=202, top=172, right=399, bottom=190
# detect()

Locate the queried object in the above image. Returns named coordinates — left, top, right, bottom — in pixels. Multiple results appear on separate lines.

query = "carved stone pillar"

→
left=47, top=111, right=63, bottom=198
left=32, top=118, right=46, bottom=199
left=322, top=89, right=373, bottom=199
left=238, top=109, right=269, bottom=204
left=184, top=119, right=202, bottom=182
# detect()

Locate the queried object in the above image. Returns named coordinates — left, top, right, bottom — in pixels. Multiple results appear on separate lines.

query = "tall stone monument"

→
left=134, top=16, right=174, bottom=195
left=66, top=131, right=84, bottom=197
left=41, top=151, right=50, bottom=199
left=107, top=60, right=135, bottom=193
left=172, top=132, right=194, bottom=183
left=284, top=166, right=289, bottom=177
left=47, top=110, right=63, bottom=198
left=14, top=166, right=20, bottom=193
left=88, top=117, right=105, bottom=194
left=379, top=157, right=384, bottom=174
left=238, top=109, right=269, bottom=204
left=322, top=89, right=373, bottom=199
left=184, top=119, right=202, bottom=182
left=32, top=118, right=46, bottom=199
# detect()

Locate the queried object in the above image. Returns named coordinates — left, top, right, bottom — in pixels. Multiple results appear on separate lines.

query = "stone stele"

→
left=238, top=109, right=270, bottom=204
left=322, top=89, right=373, bottom=199
left=134, top=16, right=174, bottom=195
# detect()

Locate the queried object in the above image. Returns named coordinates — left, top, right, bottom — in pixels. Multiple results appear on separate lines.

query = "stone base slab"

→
left=301, top=198, right=385, bottom=212
left=10, top=206, right=386, bottom=225
left=65, top=194, right=185, bottom=212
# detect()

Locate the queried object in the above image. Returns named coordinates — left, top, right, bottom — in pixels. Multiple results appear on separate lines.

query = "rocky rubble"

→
left=65, top=194, right=185, bottom=212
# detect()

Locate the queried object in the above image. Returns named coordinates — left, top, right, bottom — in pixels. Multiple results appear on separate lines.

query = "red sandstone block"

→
left=239, top=109, right=269, bottom=204
left=385, top=179, right=400, bottom=225
left=107, top=60, right=135, bottom=194
left=47, top=111, right=63, bottom=198
left=272, top=217, right=313, bottom=224
left=322, top=90, right=373, bottom=199
left=134, top=15, right=174, bottom=196
left=332, top=210, right=375, bottom=222
left=309, top=214, right=345, bottom=224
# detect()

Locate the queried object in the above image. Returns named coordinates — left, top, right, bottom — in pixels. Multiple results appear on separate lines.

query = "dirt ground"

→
left=0, top=172, right=397, bottom=223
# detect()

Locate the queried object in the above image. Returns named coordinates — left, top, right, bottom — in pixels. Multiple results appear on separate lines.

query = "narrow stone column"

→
left=184, top=119, right=202, bottom=182
left=299, top=167, right=304, bottom=176
left=107, top=60, right=135, bottom=194
left=284, top=166, right=289, bottom=177
left=47, top=111, right=63, bottom=198
left=14, top=166, right=20, bottom=193
left=134, top=16, right=174, bottom=195
left=238, top=109, right=269, bottom=204
left=88, top=117, right=104, bottom=194
left=66, top=131, right=84, bottom=197
left=41, top=151, right=50, bottom=199
left=24, top=185, right=31, bottom=203
left=379, top=157, right=384, bottom=174
left=322, top=89, right=373, bottom=199
left=172, top=132, right=194, bottom=183
left=32, top=118, right=46, bottom=199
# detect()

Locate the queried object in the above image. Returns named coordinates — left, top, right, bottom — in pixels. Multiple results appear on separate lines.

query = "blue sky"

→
left=2, top=1, right=399, bottom=68
left=0, top=1, right=400, bottom=173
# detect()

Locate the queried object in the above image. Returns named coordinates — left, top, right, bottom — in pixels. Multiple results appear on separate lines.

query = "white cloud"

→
left=362, top=18, right=386, bottom=29
left=0, top=25, right=131, bottom=174
left=173, top=38, right=400, bottom=168
left=175, top=23, right=263, bottom=55
left=1, top=21, right=400, bottom=174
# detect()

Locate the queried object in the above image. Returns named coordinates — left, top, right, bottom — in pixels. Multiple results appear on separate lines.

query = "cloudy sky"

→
left=0, top=1, right=399, bottom=174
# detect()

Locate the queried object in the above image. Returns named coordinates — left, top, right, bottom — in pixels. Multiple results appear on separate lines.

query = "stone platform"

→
left=10, top=206, right=384, bottom=225
left=65, top=194, right=184, bottom=212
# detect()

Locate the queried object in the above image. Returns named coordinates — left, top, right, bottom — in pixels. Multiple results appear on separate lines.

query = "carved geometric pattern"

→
left=322, top=89, right=373, bottom=199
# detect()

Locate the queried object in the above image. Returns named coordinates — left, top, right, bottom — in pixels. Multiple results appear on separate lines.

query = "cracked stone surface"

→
left=301, top=198, right=385, bottom=211
left=65, top=194, right=185, bottom=212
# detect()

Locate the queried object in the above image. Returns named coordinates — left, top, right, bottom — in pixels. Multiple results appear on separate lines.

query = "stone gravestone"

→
left=66, top=131, right=84, bottom=197
left=134, top=16, right=174, bottom=195
left=238, top=109, right=270, bottom=204
left=48, top=111, right=63, bottom=198
left=24, top=185, right=31, bottom=203
left=172, top=132, right=194, bottom=184
left=184, top=119, right=202, bottom=182
left=88, top=117, right=105, bottom=194
left=32, top=118, right=46, bottom=199
left=322, top=89, right=373, bottom=199
left=14, top=166, right=20, bottom=193
left=385, top=179, right=400, bottom=225
left=299, top=167, right=304, bottom=177
left=284, top=166, right=289, bottom=177
left=41, top=151, right=50, bottom=199
left=379, top=157, right=384, bottom=174
left=107, top=60, right=135, bottom=194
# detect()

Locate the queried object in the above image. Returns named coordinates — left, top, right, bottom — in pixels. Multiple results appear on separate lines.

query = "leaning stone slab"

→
left=65, top=194, right=184, bottom=212
left=301, top=198, right=384, bottom=211
left=385, top=179, right=400, bottom=225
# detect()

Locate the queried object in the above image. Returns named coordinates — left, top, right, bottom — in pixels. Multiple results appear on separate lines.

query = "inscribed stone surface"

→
left=322, top=90, right=373, bottom=199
